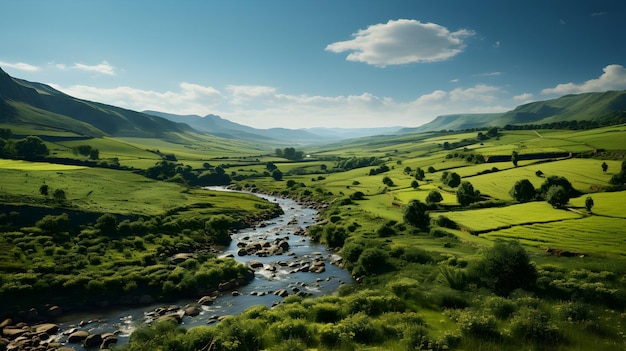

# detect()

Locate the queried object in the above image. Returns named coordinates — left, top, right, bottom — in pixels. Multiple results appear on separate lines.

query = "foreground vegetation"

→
left=1, top=124, right=626, bottom=350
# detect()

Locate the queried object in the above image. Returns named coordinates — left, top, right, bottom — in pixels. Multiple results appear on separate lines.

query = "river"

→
left=54, top=187, right=353, bottom=348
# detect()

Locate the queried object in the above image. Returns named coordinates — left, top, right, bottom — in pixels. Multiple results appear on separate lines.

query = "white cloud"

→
left=325, top=19, right=475, bottom=66
left=56, top=60, right=117, bottom=75
left=541, top=64, right=626, bottom=95
left=514, top=93, right=534, bottom=102
left=0, top=61, right=40, bottom=72
left=49, top=81, right=513, bottom=129
left=476, top=72, right=501, bottom=77
left=49, top=82, right=225, bottom=116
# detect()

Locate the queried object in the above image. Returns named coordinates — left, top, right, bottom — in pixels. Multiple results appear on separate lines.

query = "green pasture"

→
left=482, top=216, right=626, bottom=256
left=461, top=158, right=616, bottom=200
left=569, top=191, right=626, bottom=218
left=558, top=125, right=626, bottom=150
left=441, top=202, right=582, bottom=233
left=0, top=161, right=273, bottom=216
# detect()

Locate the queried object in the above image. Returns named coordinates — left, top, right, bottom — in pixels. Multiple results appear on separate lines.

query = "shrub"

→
left=469, top=240, right=537, bottom=296
left=456, top=310, right=500, bottom=339
left=509, top=308, right=562, bottom=343
left=403, top=199, right=430, bottom=228
left=484, top=296, right=518, bottom=319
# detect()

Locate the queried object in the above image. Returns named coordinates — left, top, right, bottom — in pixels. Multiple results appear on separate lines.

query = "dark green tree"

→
left=585, top=196, right=594, bottom=213
left=95, top=213, right=118, bottom=236
left=456, top=181, right=481, bottom=206
left=427, top=166, right=436, bottom=173
left=14, top=136, right=49, bottom=159
left=469, top=240, right=537, bottom=296
left=509, top=179, right=535, bottom=202
left=0, top=128, right=11, bottom=139
left=425, top=190, right=443, bottom=204
left=382, top=176, right=394, bottom=186
left=546, top=185, right=569, bottom=208
left=414, top=167, right=425, bottom=181
left=511, top=151, right=519, bottom=167
left=601, top=162, right=608, bottom=173
left=266, top=162, right=277, bottom=171
left=89, top=149, right=99, bottom=160
left=410, top=180, right=419, bottom=189
left=53, top=188, right=66, bottom=202
left=403, top=200, right=430, bottom=228
left=271, top=169, right=283, bottom=181
left=539, top=176, right=575, bottom=198
left=441, top=171, right=461, bottom=188
left=39, top=184, right=49, bottom=197
left=486, top=127, right=499, bottom=137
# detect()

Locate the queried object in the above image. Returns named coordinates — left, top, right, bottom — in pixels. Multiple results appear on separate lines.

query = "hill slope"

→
left=0, top=68, right=194, bottom=139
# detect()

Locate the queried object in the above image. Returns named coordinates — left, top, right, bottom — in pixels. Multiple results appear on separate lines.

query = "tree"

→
left=39, top=184, right=49, bottom=197
left=414, top=167, right=425, bottom=181
left=425, top=190, right=443, bottom=204
left=403, top=166, right=412, bottom=175
left=601, top=162, right=608, bottom=173
left=14, top=136, right=49, bottom=159
left=469, top=240, right=537, bottom=296
left=271, top=169, right=283, bottom=181
left=410, top=180, right=419, bottom=189
left=0, top=128, right=11, bottom=140
left=53, top=188, right=66, bottom=202
left=403, top=200, right=430, bottom=228
left=275, top=148, right=283, bottom=157
left=585, top=196, right=594, bottom=213
left=456, top=181, right=481, bottom=206
left=89, top=149, right=99, bottom=160
left=441, top=171, right=461, bottom=188
left=382, top=176, right=394, bottom=186
left=486, top=127, right=499, bottom=137
left=546, top=185, right=569, bottom=208
left=511, top=151, right=519, bottom=167
left=540, top=176, right=575, bottom=198
left=266, top=162, right=277, bottom=172
left=509, top=179, right=535, bottom=202
left=427, top=166, right=436, bottom=173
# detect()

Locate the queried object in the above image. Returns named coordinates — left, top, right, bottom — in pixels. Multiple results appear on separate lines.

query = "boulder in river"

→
left=248, top=260, right=264, bottom=269
left=67, top=330, right=89, bottom=343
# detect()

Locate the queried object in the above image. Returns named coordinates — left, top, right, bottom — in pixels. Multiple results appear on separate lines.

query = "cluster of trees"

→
left=142, top=160, right=231, bottom=186
left=39, top=184, right=67, bottom=202
left=609, top=159, right=626, bottom=186
left=441, top=171, right=461, bottom=188
left=72, top=144, right=99, bottom=160
left=369, top=164, right=390, bottom=176
left=334, top=156, right=381, bottom=171
left=275, top=147, right=304, bottom=160
left=0, top=129, right=49, bottom=159
left=509, top=175, right=578, bottom=208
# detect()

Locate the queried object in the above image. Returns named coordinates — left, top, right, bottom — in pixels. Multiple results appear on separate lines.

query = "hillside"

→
left=0, top=68, right=194, bottom=140
left=405, top=91, right=626, bottom=133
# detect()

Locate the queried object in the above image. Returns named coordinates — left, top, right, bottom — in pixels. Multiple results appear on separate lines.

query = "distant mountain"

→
left=399, top=113, right=504, bottom=133
left=404, top=91, right=626, bottom=133
left=0, top=67, right=195, bottom=139
left=303, top=126, right=402, bottom=139
left=494, top=90, right=626, bottom=126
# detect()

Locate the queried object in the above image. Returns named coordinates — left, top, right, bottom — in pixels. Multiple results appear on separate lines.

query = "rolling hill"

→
left=402, top=90, right=626, bottom=133
left=0, top=67, right=195, bottom=140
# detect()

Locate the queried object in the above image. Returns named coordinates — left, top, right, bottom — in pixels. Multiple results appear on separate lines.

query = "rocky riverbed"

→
left=1, top=188, right=352, bottom=350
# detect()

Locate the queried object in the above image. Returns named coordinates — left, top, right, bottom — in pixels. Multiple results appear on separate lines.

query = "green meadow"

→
left=2, top=125, right=626, bottom=351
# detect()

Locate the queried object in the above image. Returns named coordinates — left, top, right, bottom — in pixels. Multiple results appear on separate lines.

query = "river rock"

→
left=156, top=313, right=183, bottom=324
left=67, top=330, right=89, bottom=343
left=184, top=304, right=201, bottom=317
left=34, top=323, right=59, bottom=335
left=248, top=260, right=264, bottom=269
left=83, top=333, right=103, bottom=348
left=172, top=253, right=195, bottom=264
left=2, top=327, right=27, bottom=338
left=47, top=305, right=63, bottom=317
left=0, top=319, right=11, bottom=329
left=237, top=248, right=248, bottom=256
left=274, top=289, right=289, bottom=298
left=101, top=333, right=118, bottom=348
left=198, top=296, right=215, bottom=305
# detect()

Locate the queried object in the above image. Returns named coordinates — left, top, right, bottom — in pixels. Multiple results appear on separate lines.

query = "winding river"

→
left=55, top=187, right=353, bottom=348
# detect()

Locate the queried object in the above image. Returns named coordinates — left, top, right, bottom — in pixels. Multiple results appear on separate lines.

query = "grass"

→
left=440, top=202, right=582, bottom=233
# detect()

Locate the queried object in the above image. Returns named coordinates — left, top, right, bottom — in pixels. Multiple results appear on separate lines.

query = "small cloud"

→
left=0, top=61, right=40, bottom=72
left=514, top=93, right=534, bottom=102
left=476, top=72, right=502, bottom=77
left=591, top=12, right=607, bottom=17
left=542, top=64, right=626, bottom=95
left=325, top=19, right=475, bottom=66
left=56, top=60, right=116, bottom=75
left=560, top=19, right=566, bottom=25
left=493, top=41, right=501, bottom=48
left=450, top=78, right=460, bottom=83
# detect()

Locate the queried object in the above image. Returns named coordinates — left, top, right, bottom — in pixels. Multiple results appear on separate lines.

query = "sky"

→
left=1, top=0, right=625, bottom=129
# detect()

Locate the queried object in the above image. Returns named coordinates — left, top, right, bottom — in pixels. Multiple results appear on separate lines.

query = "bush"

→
left=469, top=240, right=537, bottom=296
left=484, top=296, right=518, bottom=319
left=509, top=308, right=562, bottom=343
left=456, top=310, right=500, bottom=339
left=403, top=199, right=430, bottom=228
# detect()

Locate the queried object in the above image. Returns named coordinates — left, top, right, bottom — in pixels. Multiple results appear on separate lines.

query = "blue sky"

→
left=1, top=0, right=625, bottom=129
